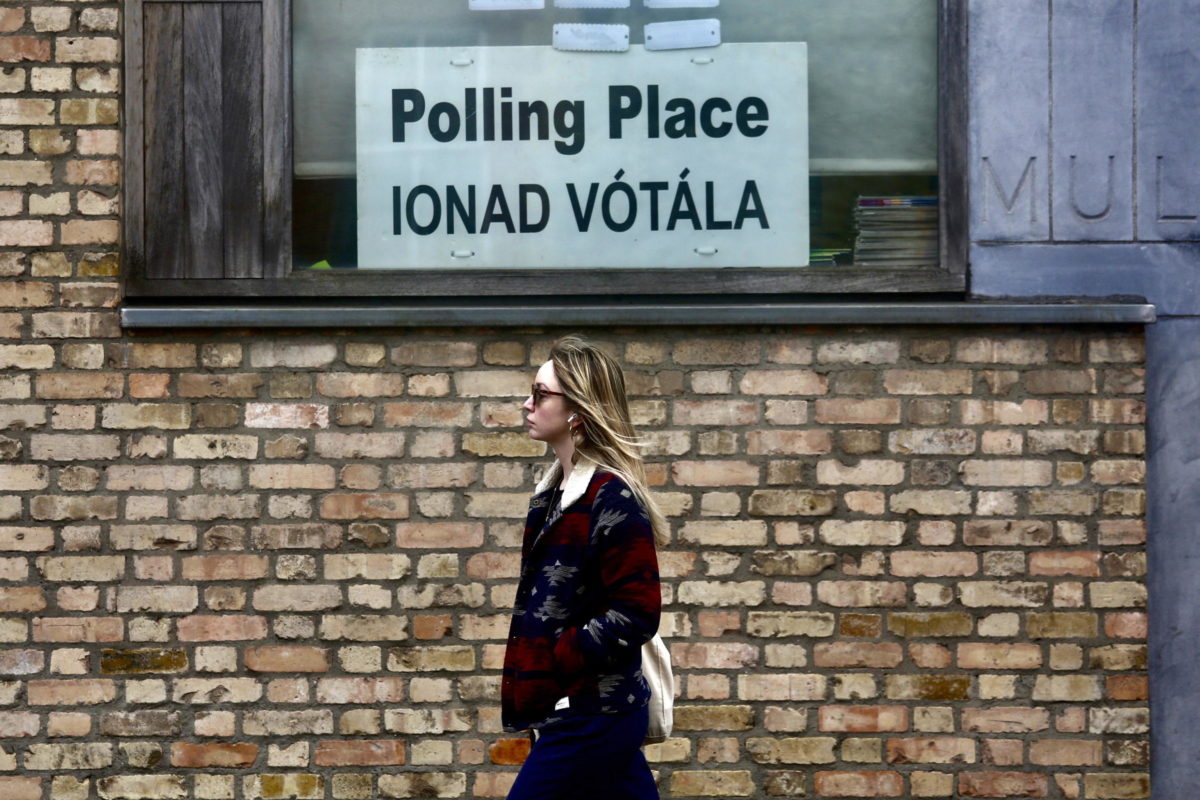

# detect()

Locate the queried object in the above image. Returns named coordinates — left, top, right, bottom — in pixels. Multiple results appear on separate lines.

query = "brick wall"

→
left=0, top=324, right=1150, bottom=800
left=0, top=4, right=1150, bottom=800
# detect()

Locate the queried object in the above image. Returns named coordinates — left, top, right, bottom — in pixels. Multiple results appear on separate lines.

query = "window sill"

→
left=120, top=300, right=1155, bottom=329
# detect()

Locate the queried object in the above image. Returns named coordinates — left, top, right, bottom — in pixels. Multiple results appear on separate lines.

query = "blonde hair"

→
left=549, top=334, right=669, bottom=547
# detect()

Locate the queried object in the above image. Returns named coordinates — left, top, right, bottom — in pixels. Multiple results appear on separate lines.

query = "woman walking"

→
left=502, top=335, right=668, bottom=800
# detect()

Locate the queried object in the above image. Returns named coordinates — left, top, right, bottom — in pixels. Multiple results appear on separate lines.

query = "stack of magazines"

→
left=808, top=248, right=852, bottom=267
left=852, top=196, right=938, bottom=267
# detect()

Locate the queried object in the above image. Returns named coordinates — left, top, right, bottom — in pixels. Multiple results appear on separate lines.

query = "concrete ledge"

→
left=121, top=302, right=1156, bottom=329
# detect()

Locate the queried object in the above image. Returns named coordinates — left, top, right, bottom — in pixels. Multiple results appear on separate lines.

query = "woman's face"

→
left=523, top=360, right=572, bottom=445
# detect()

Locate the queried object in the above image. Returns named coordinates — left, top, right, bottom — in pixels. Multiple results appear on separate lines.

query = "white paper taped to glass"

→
left=355, top=43, right=810, bottom=269
left=644, top=19, right=720, bottom=50
left=645, top=0, right=719, bottom=7
left=469, top=0, right=544, bottom=9
left=555, top=0, right=629, bottom=7
left=553, top=23, right=630, bottom=52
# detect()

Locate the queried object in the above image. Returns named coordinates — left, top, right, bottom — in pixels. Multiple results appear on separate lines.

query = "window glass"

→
left=294, top=0, right=937, bottom=270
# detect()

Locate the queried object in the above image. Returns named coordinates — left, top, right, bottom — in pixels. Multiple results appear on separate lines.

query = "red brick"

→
left=0, top=711, right=39, bottom=737
left=962, top=708, right=1050, bottom=734
left=0, top=37, right=50, bottom=62
left=246, top=646, right=330, bottom=673
left=472, top=773, right=518, bottom=797
left=0, top=649, right=43, bottom=676
left=1083, top=774, right=1149, bottom=799
left=673, top=339, right=760, bottom=365
left=958, top=772, right=1048, bottom=798
left=816, top=581, right=906, bottom=608
left=886, top=737, right=976, bottom=764
left=814, top=771, right=904, bottom=797
left=319, top=493, right=410, bottom=520
left=65, top=159, right=119, bottom=185
left=1023, top=369, right=1096, bottom=394
left=670, top=643, right=759, bottom=670
left=27, top=679, right=115, bottom=705
left=36, top=372, right=123, bottom=399
left=908, top=643, right=952, bottom=669
left=391, top=341, right=477, bottom=366
left=740, top=369, right=827, bottom=395
left=887, top=612, right=974, bottom=638
left=489, top=738, right=532, bottom=766
left=31, top=617, right=122, bottom=643
left=814, top=398, right=901, bottom=424
left=1028, top=739, right=1102, bottom=766
left=314, top=740, right=406, bottom=766
left=1090, top=399, right=1145, bottom=424
left=1028, top=550, right=1101, bottom=577
left=0, top=587, right=46, bottom=612
left=177, top=615, right=268, bottom=642
left=251, top=523, right=342, bottom=550
left=61, top=219, right=119, bottom=245
left=964, top=519, right=1052, bottom=547
left=890, top=551, right=978, bottom=577
left=819, top=706, right=908, bottom=733
left=394, top=522, right=484, bottom=548
left=957, top=643, right=1043, bottom=670
left=1091, top=457, right=1146, bottom=485
left=178, top=373, right=264, bottom=398
left=813, top=642, right=903, bottom=669
left=0, top=777, right=41, bottom=800
left=982, top=739, right=1025, bottom=767
left=672, top=460, right=760, bottom=486
left=0, top=219, right=52, bottom=247
left=884, top=369, right=973, bottom=395
left=171, top=742, right=258, bottom=768
left=466, top=553, right=520, bottom=580
left=885, top=674, right=970, bottom=701
left=57, top=36, right=121, bottom=63
left=315, top=678, right=406, bottom=704
left=129, top=373, right=171, bottom=399
left=960, top=399, right=1049, bottom=425
left=698, top=610, right=742, bottom=638
left=1106, top=675, right=1148, bottom=701
left=746, top=429, right=833, bottom=455
left=413, top=614, right=453, bottom=640
left=0, top=9, right=22, bottom=33
left=838, top=614, right=882, bottom=638
left=180, top=555, right=269, bottom=581
left=1104, top=612, right=1148, bottom=639
left=383, top=401, right=473, bottom=427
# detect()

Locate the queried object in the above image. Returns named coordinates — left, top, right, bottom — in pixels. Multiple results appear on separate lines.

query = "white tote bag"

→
left=641, top=633, right=674, bottom=744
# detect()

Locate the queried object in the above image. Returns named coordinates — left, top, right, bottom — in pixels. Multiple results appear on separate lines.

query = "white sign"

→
left=355, top=43, right=809, bottom=269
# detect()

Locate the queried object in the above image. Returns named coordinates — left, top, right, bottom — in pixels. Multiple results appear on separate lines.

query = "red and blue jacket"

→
left=501, top=460, right=662, bottom=732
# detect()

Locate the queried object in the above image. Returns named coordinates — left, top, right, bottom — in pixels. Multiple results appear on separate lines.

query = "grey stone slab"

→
left=971, top=242, right=1200, bottom=316
left=1137, top=0, right=1200, bottom=241
left=1147, top=318, right=1200, bottom=797
left=969, top=0, right=1051, bottom=241
left=1050, top=0, right=1134, bottom=241
left=119, top=302, right=1154, bottom=330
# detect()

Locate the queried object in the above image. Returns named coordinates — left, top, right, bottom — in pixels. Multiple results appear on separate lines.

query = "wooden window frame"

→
left=122, top=0, right=968, bottom=302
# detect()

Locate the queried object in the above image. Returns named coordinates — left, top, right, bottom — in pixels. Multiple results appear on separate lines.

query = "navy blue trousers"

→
left=507, top=705, right=659, bottom=800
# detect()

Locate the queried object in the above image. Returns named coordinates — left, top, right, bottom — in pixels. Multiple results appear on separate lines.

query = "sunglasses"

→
left=531, top=383, right=566, bottom=406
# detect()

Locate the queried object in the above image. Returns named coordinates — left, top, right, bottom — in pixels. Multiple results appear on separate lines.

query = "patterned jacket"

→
left=501, top=460, right=662, bottom=732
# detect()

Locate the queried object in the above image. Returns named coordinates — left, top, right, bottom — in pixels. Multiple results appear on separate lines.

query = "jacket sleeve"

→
left=553, top=477, right=661, bottom=675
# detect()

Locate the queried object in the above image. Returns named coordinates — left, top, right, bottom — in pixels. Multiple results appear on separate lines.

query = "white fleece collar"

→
left=534, top=459, right=597, bottom=511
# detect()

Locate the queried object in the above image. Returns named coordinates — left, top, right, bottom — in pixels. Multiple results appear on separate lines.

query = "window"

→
left=122, top=0, right=966, bottom=301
